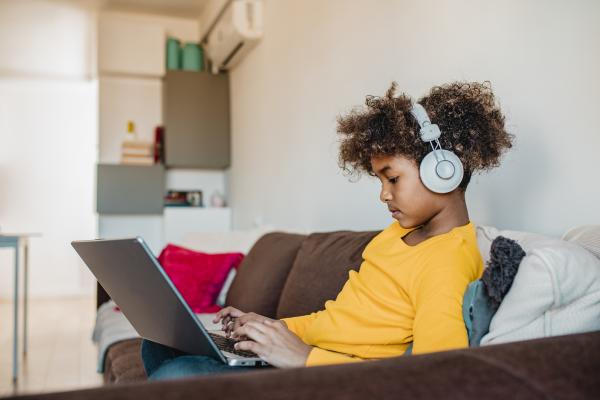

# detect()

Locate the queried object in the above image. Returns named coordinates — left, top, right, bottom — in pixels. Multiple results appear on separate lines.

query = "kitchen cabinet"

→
left=97, top=164, right=165, bottom=215
left=98, top=14, right=166, bottom=77
left=163, top=71, right=230, bottom=168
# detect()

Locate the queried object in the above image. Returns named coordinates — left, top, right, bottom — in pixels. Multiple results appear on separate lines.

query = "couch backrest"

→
left=275, top=230, right=379, bottom=319
left=225, top=231, right=306, bottom=318
left=230, top=224, right=600, bottom=323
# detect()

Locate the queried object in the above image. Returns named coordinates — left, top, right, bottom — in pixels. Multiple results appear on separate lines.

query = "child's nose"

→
left=380, top=189, right=392, bottom=203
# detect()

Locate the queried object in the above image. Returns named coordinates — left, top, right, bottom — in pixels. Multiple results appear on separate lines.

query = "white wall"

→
left=228, top=0, right=600, bottom=237
left=0, top=0, right=98, bottom=298
left=101, top=10, right=201, bottom=43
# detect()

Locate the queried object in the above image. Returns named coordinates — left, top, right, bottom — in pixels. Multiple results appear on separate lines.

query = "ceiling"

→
left=101, top=0, right=211, bottom=18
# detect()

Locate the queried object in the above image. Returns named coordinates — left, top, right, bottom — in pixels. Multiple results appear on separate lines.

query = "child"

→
left=142, top=81, right=513, bottom=378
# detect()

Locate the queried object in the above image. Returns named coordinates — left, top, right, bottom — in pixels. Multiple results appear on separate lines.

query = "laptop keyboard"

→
left=208, top=332, right=259, bottom=358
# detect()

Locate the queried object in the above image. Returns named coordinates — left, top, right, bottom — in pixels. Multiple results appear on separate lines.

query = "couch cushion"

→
left=103, top=338, right=146, bottom=384
left=463, top=236, right=525, bottom=346
left=225, top=232, right=307, bottom=318
left=276, top=230, right=379, bottom=319
left=476, top=225, right=600, bottom=345
left=158, top=244, right=244, bottom=313
left=562, top=225, right=600, bottom=258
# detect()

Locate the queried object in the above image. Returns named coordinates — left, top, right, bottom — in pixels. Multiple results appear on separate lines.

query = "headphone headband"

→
left=410, top=103, right=441, bottom=142
left=409, top=103, right=431, bottom=126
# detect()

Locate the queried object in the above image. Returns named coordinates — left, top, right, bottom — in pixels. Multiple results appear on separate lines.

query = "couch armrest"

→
left=14, top=331, right=600, bottom=400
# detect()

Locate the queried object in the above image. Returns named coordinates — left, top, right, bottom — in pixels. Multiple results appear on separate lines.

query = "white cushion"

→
left=475, top=225, right=600, bottom=345
left=562, top=225, right=600, bottom=259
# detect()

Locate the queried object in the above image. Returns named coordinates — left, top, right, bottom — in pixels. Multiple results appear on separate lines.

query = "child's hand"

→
left=232, top=319, right=311, bottom=368
left=213, top=306, right=246, bottom=334
left=213, top=307, right=283, bottom=339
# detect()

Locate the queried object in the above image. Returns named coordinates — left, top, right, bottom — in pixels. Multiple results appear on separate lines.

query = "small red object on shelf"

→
left=154, top=126, right=165, bottom=164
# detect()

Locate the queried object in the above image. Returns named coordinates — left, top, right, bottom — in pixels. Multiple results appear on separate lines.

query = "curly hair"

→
left=337, top=81, right=514, bottom=190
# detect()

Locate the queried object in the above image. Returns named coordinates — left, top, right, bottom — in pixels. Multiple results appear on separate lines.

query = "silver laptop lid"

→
left=72, top=237, right=228, bottom=362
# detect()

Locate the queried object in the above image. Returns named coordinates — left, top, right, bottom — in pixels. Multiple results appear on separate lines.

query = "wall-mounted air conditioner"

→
left=201, top=0, right=263, bottom=74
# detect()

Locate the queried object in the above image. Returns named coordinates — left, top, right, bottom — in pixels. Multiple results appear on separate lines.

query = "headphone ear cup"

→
left=419, top=150, right=464, bottom=193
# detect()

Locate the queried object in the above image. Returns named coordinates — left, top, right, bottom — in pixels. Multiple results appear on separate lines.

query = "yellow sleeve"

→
left=280, top=312, right=319, bottom=340
left=305, top=347, right=366, bottom=367
left=412, top=266, right=471, bottom=355
left=281, top=313, right=367, bottom=366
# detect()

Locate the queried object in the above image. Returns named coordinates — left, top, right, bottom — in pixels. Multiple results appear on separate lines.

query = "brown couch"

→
left=13, top=230, right=600, bottom=399
left=100, top=229, right=377, bottom=383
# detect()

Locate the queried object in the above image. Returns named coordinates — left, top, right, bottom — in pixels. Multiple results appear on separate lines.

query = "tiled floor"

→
left=0, top=296, right=103, bottom=397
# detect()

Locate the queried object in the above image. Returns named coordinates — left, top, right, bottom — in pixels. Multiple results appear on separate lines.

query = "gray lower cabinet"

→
left=163, top=70, right=230, bottom=169
left=97, top=164, right=165, bottom=215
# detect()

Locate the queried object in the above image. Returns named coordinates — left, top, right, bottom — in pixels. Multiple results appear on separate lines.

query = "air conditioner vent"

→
left=203, top=0, right=262, bottom=74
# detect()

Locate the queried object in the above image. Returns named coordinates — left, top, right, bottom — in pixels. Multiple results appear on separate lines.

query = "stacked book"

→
left=121, top=140, right=155, bottom=165
left=164, top=190, right=203, bottom=207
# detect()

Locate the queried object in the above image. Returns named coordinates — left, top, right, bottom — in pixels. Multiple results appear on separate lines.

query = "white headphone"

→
left=410, top=103, right=464, bottom=193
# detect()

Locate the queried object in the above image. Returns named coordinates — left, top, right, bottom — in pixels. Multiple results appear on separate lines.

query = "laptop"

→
left=72, top=237, right=269, bottom=367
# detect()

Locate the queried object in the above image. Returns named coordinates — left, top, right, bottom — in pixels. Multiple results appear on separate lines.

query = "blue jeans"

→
left=141, top=339, right=267, bottom=381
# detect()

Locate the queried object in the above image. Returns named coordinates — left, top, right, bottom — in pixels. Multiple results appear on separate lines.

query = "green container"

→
left=181, top=42, right=204, bottom=71
left=166, top=37, right=181, bottom=70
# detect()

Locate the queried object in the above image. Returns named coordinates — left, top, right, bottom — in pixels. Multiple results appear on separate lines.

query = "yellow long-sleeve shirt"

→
left=281, top=221, right=483, bottom=367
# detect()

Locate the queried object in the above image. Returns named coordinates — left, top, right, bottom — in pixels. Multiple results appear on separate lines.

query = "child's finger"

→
left=228, top=318, right=243, bottom=337
left=234, top=340, right=260, bottom=355
left=213, top=306, right=244, bottom=323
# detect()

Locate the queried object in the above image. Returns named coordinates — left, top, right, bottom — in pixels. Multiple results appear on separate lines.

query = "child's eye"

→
left=387, top=177, right=398, bottom=184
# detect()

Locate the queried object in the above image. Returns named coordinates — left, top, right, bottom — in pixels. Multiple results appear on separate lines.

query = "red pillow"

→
left=157, top=244, right=244, bottom=313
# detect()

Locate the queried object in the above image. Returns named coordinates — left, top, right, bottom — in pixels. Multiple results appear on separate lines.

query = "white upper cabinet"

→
left=98, top=13, right=166, bottom=77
